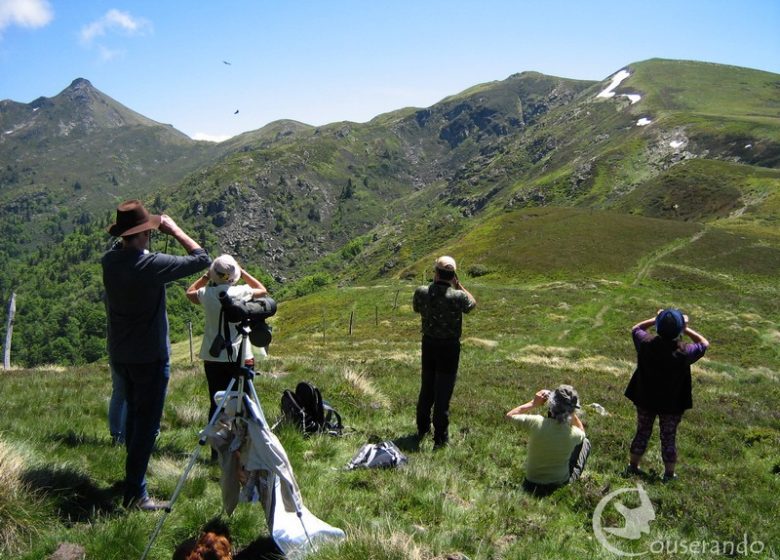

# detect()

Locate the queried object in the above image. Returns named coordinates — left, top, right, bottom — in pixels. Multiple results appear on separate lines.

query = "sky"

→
left=1, top=0, right=778, bottom=142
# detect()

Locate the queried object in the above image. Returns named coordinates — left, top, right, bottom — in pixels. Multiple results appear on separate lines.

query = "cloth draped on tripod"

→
left=205, top=390, right=344, bottom=558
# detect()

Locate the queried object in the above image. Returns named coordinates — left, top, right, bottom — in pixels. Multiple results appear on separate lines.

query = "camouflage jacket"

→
left=413, top=282, right=475, bottom=340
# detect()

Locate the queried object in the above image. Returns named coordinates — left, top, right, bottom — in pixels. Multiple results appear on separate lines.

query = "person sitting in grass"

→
left=506, top=385, right=590, bottom=493
left=624, top=308, right=709, bottom=482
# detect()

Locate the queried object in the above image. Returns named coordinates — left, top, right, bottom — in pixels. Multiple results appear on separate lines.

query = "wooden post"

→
left=188, top=321, right=194, bottom=363
left=349, top=311, right=354, bottom=336
left=4, top=292, right=16, bottom=370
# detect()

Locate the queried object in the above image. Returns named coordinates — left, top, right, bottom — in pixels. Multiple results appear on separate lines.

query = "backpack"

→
left=281, top=381, right=343, bottom=436
left=346, top=441, right=407, bottom=470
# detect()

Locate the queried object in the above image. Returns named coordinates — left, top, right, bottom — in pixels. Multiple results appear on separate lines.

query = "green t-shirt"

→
left=511, top=414, right=585, bottom=485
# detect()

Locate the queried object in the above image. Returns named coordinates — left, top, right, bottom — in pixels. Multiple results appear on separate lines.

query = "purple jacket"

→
left=624, top=327, right=708, bottom=413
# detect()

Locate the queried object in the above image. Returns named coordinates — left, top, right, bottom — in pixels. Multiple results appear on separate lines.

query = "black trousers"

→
left=416, top=336, right=461, bottom=444
left=204, top=360, right=243, bottom=423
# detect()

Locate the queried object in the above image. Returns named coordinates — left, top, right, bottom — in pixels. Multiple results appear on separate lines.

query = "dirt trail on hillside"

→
left=592, top=228, right=706, bottom=328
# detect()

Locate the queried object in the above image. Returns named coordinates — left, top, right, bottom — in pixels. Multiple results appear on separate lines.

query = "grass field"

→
left=1, top=213, right=778, bottom=559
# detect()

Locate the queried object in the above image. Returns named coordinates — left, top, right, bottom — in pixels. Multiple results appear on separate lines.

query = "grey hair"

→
left=548, top=384, right=580, bottom=424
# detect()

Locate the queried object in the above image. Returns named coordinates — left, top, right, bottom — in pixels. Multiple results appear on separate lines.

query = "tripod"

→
left=140, top=320, right=313, bottom=560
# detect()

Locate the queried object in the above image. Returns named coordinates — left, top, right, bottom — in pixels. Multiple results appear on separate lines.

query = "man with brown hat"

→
left=102, top=199, right=210, bottom=510
left=413, top=255, right=476, bottom=448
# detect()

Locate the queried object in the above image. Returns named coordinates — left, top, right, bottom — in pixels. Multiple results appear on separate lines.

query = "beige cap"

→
left=434, top=255, right=457, bottom=272
left=209, top=254, right=241, bottom=285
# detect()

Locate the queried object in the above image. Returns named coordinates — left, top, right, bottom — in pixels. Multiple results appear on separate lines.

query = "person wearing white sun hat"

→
left=187, top=254, right=268, bottom=439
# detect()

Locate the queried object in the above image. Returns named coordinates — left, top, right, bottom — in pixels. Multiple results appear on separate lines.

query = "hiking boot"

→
left=126, top=496, right=171, bottom=512
left=662, top=472, right=678, bottom=483
left=623, top=464, right=644, bottom=477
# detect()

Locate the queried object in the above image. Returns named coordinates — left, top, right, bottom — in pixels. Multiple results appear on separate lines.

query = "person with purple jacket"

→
left=624, top=308, right=709, bottom=481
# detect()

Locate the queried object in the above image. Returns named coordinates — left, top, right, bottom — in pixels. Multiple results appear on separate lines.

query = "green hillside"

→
left=1, top=58, right=779, bottom=371
left=627, top=58, right=780, bottom=121
left=0, top=209, right=778, bottom=557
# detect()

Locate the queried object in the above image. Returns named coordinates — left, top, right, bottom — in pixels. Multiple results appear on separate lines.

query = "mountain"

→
left=0, top=78, right=220, bottom=253
left=158, top=59, right=779, bottom=282
left=162, top=70, right=596, bottom=280
left=1, top=59, right=779, bottom=367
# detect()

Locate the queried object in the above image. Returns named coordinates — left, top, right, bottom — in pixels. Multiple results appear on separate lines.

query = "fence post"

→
left=349, top=311, right=354, bottom=336
left=188, top=321, right=194, bottom=363
left=3, top=292, right=16, bottom=370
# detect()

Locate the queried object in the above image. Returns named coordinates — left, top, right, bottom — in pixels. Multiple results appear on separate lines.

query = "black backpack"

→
left=281, top=381, right=343, bottom=436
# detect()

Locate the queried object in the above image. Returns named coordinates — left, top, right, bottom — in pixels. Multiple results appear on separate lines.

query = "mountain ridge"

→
left=0, top=58, right=779, bottom=366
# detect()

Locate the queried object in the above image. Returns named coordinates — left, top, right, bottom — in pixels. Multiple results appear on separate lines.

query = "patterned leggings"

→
left=629, top=407, right=683, bottom=464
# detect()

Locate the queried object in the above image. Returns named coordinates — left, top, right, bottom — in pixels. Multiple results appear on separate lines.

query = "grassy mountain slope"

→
left=1, top=59, right=778, bottom=370
left=154, top=71, right=594, bottom=281
left=0, top=205, right=778, bottom=557
left=1, top=60, right=778, bottom=558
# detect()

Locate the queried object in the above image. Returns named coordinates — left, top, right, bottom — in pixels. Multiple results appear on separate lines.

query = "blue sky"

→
left=1, top=0, right=778, bottom=142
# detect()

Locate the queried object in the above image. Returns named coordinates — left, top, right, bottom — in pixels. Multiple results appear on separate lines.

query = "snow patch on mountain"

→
left=597, top=70, right=630, bottom=98
left=596, top=70, right=642, bottom=105
left=596, top=70, right=641, bottom=104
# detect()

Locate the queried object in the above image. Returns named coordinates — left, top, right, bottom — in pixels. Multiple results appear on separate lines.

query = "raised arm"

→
left=631, top=315, right=657, bottom=332
left=453, top=275, right=476, bottom=309
left=505, top=390, right=549, bottom=419
left=240, top=268, right=268, bottom=298
left=186, top=273, right=209, bottom=304
left=684, top=323, right=709, bottom=347
left=159, top=215, right=202, bottom=254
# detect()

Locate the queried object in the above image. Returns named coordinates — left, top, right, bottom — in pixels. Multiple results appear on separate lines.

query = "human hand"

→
left=158, top=215, right=180, bottom=236
left=533, top=390, right=551, bottom=407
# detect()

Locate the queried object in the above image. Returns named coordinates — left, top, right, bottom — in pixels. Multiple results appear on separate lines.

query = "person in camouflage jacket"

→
left=413, top=256, right=476, bottom=447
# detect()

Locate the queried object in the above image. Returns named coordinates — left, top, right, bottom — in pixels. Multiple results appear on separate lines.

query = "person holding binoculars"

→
left=506, top=385, right=590, bottom=494
left=624, top=308, right=710, bottom=482
left=187, top=255, right=268, bottom=436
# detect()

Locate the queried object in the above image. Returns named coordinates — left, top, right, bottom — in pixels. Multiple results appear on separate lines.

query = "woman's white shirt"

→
left=197, top=284, right=254, bottom=362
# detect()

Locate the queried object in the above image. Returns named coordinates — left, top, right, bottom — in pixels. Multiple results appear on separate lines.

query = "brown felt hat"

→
left=107, top=200, right=161, bottom=237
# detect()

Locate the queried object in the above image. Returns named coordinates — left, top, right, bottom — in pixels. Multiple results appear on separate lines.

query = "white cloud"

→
left=0, top=0, right=53, bottom=35
left=98, top=44, right=123, bottom=62
left=191, top=132, right=232, bottom=143
left=80, top=9, right=151, bottom=45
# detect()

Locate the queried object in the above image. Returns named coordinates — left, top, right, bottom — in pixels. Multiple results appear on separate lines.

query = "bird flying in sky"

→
left=222, top=60, right=232, bottom=65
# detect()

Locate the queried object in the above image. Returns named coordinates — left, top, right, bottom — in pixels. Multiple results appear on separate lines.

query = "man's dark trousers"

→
left=115, top=360, right=170, bottom=506
left=416, top=335, right=460, bottom=445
